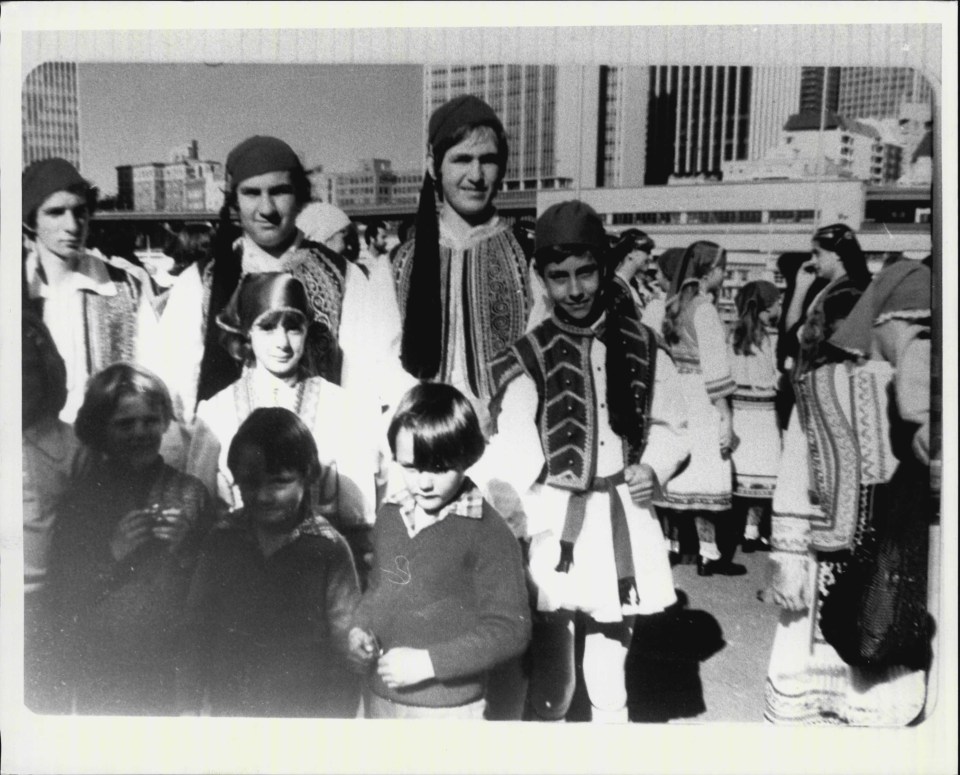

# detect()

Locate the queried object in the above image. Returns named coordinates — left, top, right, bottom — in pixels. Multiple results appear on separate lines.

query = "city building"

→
left=644, top=65, right=801, bottom=185
left=799, top=66, right=841, bottom=115
left=115, top=141, right=224, bottom=212
left=22, top=61, right=81, bottom=169
left=309, top=158, right=423, bottom=208
left=838, top=67, right=934, bottom=121
left=722, top=111, right=903, bottom=185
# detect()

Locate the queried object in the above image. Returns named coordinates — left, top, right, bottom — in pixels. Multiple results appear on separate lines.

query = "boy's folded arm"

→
left=427, top=518, right=532, bottom=682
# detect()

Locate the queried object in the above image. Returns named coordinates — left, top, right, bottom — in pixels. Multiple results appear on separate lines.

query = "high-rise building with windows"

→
left=22, top=61, right=82, bottom=170
left=644, top=65, right=800, bottom=185
left=799, top=66, right=841, bottom=114
left=838, top=67, right=933, bottom=120
left=425, top=64, right=801, bottom=191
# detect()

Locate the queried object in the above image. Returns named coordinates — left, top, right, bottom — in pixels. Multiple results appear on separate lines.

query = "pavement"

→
left=623, top=544, right=781, bottom=724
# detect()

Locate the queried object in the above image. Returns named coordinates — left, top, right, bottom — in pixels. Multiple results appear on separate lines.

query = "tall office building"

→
left=644, top=65, right=800, bottom=185
left=22, top=62, right=82, bottom=169
left=838, top=67, right=933, bottom=120
left=799, top=66, right=841, bottom=114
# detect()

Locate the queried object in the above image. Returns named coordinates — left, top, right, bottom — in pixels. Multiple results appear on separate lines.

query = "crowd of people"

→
left=20, top=93, right=937, bottom=724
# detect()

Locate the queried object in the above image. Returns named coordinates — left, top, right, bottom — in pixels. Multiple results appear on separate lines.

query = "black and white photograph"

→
left=1, top=4, right=956, bottom=774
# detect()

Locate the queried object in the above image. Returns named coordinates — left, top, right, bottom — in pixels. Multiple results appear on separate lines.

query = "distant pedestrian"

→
left=727, top=280, right=782, bottom=551
left=298, top=204, right=411, bottom=411
left=656, top=241, right=741, bottom=576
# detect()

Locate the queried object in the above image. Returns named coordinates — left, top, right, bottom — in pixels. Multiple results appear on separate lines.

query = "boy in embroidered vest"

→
left=154, top=135, right=352, bottom=420
left=22, top=158, right=159, bottom=423
left=177, top=407, right=361, bottom=717
left=484, top=201, right=689, bottom=723
left=347, top=383, right=531, bottom=719
left=395, top=95, right=549, bottom=435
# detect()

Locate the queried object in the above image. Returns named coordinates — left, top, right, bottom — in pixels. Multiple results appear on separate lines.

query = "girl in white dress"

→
left=727, top=281, right=782, bottom=551
left=656, top=241, right=739, bottom=576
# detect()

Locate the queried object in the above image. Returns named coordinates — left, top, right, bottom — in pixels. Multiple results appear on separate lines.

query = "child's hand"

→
left=109, top=509, right=156, bottom=561
left=624, top=463, right=657, bottom=506
left=377, top=647, right=435, bottom=689
left=152, top=508, right=190, bottom=550
left=347, top=627, right=380, bottom=671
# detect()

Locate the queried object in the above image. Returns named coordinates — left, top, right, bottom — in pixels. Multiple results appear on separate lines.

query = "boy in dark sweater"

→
left=348, top=383, right=531, bottom=718
left=177, top=407, right=361, bottom=717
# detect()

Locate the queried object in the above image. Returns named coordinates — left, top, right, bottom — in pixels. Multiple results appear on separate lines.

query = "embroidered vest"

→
left=489, top=314, right=658, bottom=491
left=83, top=262, right=141, bottom=373
left=395, top=224, right=530, bottom=401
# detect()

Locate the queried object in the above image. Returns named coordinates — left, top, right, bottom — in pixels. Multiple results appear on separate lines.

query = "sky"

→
left=77, top=63, right=424, bottom=195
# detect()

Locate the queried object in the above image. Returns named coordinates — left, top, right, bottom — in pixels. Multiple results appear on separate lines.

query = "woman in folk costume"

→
left=21, top=158, right=159, bottom=424
left=394, top=94, right=547, bottom=435
left=482, top=201, right=688, bottom=723
left=761, top=226, right=932, bottom=726
left=640, top=248, right=684, bottom=348
left=727, top=281, right=783, bottom=551
left=655, top=241, right=740, bottom=576
left=192, top=273, right=383, bottom=558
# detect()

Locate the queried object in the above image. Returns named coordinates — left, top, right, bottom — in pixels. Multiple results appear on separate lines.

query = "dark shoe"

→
left=669, top=551, right=681, bottom=567
left=698, top=558, right=748, bottom=577
left=742, top=537, right=771, bottom=553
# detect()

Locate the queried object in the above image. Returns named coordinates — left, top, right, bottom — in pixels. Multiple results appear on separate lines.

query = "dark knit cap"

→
left=22, top=158, right=90, bottom=223
left=225, top=135, right=303, bottom=187
left=534, top=201, right=607, bottom=258
left=428, top=94, right=504, bottom=151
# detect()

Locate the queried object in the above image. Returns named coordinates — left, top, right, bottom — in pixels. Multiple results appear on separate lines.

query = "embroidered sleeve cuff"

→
left=705, top=376, right=736, bottom=401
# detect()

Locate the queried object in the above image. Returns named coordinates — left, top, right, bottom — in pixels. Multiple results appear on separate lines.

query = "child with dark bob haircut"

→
left=349, top=383, right=531, bottom=719
left=178, top=407, right=361, bottom=717
left=47, top=363, right=213, bottom=715
left=386, top=381, right=486, bottom=475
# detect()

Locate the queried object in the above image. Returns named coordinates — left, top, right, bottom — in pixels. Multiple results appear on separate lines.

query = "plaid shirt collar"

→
left=386, top=477, right=483, bottom=538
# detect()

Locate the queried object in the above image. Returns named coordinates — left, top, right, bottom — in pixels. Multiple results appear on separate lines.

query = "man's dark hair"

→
left=365, top=219, right=386, bottom=246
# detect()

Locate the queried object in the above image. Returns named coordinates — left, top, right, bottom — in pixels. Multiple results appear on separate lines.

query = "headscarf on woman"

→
left=829, top=260, right=931, bottom=360
left=662, top=241, right=726, bottom=346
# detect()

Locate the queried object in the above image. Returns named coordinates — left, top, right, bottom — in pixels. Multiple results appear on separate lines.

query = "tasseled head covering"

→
left=829, top=259, right=931, bottom=359
left=217, top=272, right=312, bottom=337
left=22, top=158, right=92, bottom=226
left=297, top=202, right=351, bottom=245
left=813, top=223, right=871, bottom=290
left=735, top=280, right=780, bottom=319
left=401, top=95, right=507, bottom=380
